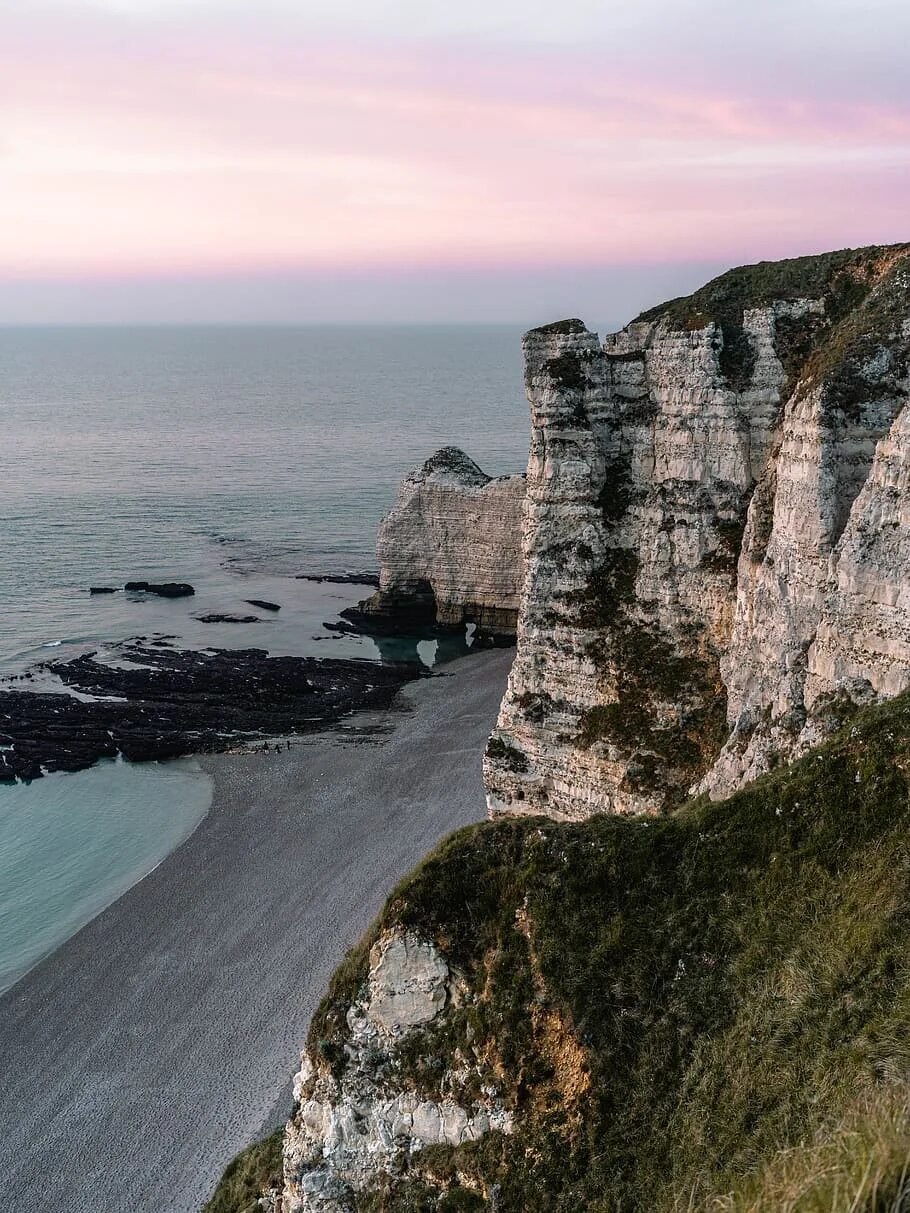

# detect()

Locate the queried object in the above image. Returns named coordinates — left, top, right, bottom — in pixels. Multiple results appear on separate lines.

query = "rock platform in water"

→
left=194, top=613, right=260, bottom=624
left=123, top=581, right=195, bottom=598
left=296, top=572, right=380, bottom=587
left=0, top=644, right=421, bottom=782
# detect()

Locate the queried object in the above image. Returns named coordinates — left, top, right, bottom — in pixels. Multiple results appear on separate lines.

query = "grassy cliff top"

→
left=298, top=687, right=910, bottom=1212
left=635, top=244, right=910, bottom=330
left=635, top=243, right=910, bottom=400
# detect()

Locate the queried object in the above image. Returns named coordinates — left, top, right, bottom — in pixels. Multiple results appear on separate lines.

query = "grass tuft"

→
left=202, top=1128, right=284, bottom=1213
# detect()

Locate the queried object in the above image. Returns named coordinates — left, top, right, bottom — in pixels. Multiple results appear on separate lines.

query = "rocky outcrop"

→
left=282, top=930, right=512, bottom=1212
left=124, top=580, right=195, bottom=597
left=485, top=245, right=910, bottom=817
left=350, top=447, right=525, bottom=639
left=0, top=644, right=420, bottom=782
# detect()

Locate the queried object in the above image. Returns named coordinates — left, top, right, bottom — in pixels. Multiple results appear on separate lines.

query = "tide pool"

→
left=0, top=758, right=212, bottom=993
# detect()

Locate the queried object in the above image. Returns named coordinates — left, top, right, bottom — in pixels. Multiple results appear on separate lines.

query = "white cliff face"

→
left=282, top=930, right=512, bottom=1213
left=807, top=401, right=910, bottom=706
left=357, top=447, right=525, bottom=636
left=484, top=311, right=786, bottom=818
left=699, top=258, right=910, bottom=797
left=485, top=249, right=910, bottom=817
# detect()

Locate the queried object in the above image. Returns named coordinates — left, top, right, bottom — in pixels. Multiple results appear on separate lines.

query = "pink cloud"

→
left=1, top=6, right=908, bottom=279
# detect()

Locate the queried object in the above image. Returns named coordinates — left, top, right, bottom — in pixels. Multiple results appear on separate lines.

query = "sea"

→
left=0, top=324, right=531, bottom=991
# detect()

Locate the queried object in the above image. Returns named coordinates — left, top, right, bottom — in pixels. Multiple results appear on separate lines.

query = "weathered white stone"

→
left=485, top=253, right=910, bottom=815
left=366, top=931, right=448, bottom=1035
left=282, top=929, right=512, bottom=1213
left=357, top=446, right=525, bottom=636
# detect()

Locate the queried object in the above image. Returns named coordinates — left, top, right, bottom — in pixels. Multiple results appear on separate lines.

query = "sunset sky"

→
left=2, top=0, right=908, bottom=323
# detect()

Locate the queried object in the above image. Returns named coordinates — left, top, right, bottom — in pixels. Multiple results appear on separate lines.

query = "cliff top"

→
left=407, top=446, right=492, bottom=487
left=632, top=242, right=910, bottom=400
left=527, top=318, right=589, bottom=336
left=635, top=242, right=910, bottom=330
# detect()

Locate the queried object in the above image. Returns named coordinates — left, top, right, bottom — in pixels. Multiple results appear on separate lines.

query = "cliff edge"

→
left=211, top=691, right=910, bottom=1213
left=486, top=244, right=910, bottom=818
left=204, top=245, right=910, bottom=1213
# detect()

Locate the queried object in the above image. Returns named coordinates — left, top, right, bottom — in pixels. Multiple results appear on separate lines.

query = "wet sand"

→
left=0, top=647, right=512, bottom=1213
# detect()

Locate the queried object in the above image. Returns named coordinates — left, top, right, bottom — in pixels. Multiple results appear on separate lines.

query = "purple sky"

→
left=2, top=0, right=907, bottom=323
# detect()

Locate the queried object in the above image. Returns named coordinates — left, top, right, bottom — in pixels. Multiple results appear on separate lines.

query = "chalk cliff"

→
left=206, top=245, right=910, bottom=1213
left=349, top=447, right=525, bottom=639
left=485, top=244, right=910, bottom=817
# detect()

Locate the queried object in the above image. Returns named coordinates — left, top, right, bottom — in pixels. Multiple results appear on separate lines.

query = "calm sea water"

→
left=0, top=758, right=213, bottom=992
left=1, top=325, right=529, bottom=672
left=0, top=325, right=530, bottom=990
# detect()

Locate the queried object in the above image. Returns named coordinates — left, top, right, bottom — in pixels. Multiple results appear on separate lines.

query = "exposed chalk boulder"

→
left=282, top=930, right=512, bottom=1212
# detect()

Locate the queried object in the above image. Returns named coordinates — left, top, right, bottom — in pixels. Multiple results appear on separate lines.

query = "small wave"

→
left=42, top=640, right=63, bottom=648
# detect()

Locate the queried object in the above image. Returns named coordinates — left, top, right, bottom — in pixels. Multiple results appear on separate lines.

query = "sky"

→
left=1, top=0, right=908, bottom=325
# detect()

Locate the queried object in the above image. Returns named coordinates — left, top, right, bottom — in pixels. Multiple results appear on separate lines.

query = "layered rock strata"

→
left=349, top=447, right=525, bottom=638
left=485, top=245, right=910, bottom=817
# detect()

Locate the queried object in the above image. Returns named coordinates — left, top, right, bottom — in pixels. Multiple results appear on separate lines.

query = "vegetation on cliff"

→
left=203, top=1129, right=283, bottom=1213
left=289, top=687, right=910, bottom=1212
left=637, top=242, right=910, bottom=399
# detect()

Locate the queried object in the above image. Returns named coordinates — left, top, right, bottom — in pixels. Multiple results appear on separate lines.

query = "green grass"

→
left=305, top=688, right=910, bottom=1211
left=529, top=319, right=589, bottom=336
left=699, top=1088, right=910, bottom=1212
left=202, top=1128, right=284, bottom=1213
left=635, top=243, right=910, bottom=399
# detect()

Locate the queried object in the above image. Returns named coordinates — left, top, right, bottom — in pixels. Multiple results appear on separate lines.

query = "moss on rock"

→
left=304, top=688, right=910, bottom=1211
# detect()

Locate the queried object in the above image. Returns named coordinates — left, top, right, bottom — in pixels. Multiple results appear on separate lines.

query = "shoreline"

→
left=0, top=755, right=214, bottom=995
left=0, top=646, right=512, bottom=1213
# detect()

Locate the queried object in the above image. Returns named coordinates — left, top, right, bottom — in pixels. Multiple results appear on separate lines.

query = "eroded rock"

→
left=485, top=246, right=910, bottom=817
left=282, top=930, right=512, bottom=1212
left=349, top=447, right=525, bottom=640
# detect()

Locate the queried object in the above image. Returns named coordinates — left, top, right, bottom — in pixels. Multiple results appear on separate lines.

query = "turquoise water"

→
left=0, top=758, right=213, bottom=992
left=0, top=325, right=531, bottom=991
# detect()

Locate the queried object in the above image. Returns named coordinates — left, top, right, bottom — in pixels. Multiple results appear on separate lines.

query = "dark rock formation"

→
left=0, top=645, right=420, bottom=783
left=124, top=581, right=195, bottom=598
left=297, top=572, right=381, bottom=587
left=245, top=599, right=281, bottom=612
left=194, top=613, right=260, bottom=624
